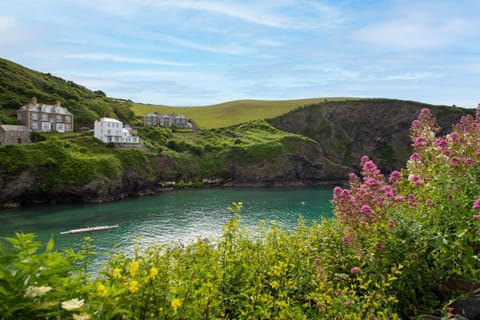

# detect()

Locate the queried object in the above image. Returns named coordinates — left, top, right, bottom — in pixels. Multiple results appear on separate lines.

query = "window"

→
left=65, top=116, right=71, bottom=123
left=32, top=122, right=39, bottom=130
left=56, top=115, right=62, bottom=122
left=31, top=112, right=38, bottom=120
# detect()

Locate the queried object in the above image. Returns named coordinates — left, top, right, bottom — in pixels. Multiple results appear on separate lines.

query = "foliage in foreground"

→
left=1, top=108, right=480, bottom=319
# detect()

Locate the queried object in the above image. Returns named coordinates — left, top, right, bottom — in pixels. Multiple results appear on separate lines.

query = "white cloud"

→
left=64, top=53, right=194, bottom=66
left=354, top=12, right=471, bottom=50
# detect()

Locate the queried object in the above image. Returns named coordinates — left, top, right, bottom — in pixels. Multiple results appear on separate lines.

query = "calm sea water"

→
left=0, top=186, right=335, bottom=260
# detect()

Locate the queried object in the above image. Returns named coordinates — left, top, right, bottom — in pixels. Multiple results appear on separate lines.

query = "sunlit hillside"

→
left=132, top=98, right=358, bottom=129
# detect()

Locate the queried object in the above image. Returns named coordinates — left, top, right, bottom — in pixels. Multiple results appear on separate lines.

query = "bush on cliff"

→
left=1, top=108, right=479, bottom=319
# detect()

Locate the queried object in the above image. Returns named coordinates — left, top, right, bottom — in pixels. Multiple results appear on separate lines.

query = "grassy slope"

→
left=0, top=57, right=134, bottom=128
left=132, top=98, right=358, bottom=129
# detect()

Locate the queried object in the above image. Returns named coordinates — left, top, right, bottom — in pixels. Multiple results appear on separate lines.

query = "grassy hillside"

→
left=0, top=58, right=134, bottom=128
left=132, top=98, right=358, bottom=129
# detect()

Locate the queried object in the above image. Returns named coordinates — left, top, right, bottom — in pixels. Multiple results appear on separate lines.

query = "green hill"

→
left=0, top=57, right=134, bottom=128
left=132, top=98, right=357, bottom=129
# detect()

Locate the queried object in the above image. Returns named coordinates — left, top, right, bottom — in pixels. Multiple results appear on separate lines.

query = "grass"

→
left=131, top=97, right=359, bottom=129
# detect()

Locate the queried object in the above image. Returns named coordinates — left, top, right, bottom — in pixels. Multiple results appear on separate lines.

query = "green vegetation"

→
left=132, top=98, right=357, bottom=129
left=0, top=58, right=134, bottom=128
left=1, top=109, right=480, bottom=319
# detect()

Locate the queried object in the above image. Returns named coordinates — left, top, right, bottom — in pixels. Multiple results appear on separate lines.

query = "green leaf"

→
left=45, top=236, right=55, bottom=253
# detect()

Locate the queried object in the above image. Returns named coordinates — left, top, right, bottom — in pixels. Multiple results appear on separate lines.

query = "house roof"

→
left=20, top=103, right=72, bottom=115
left=0, top=125, right=28, bottom=132
left=97, top=117, right=122, bottom=123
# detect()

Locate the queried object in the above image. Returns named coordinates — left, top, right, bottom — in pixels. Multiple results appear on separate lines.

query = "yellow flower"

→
left=171, top=298, right=182, bottom=312
left=149, top=267, right=159, bottom=280
left=96, top=283, right=108, bottom=297
left=61, top=298, right=84, bottom=311
left=129, top=261, right=139, bottom=276
left=128, top=280, right=139, bottom=293
left=112, top=268, right=122, bottom=278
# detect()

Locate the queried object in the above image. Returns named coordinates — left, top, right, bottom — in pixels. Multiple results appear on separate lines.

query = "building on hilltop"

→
left=143, top=112, right=189, bottom=128
left=0, top=125, right=31, bottom=145
left=16, top=97, right=74, bottom=132
left=94, top=117, right=139, bottom=144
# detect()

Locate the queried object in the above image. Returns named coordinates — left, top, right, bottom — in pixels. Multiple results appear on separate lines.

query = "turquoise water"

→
left=0, top=186, right=335, bottom=257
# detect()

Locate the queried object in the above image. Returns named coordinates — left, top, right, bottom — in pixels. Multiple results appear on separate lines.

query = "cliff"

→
left=269, top=99, right=473, bottom=173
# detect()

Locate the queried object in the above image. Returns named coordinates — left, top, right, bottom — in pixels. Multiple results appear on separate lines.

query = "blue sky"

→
left=0, top=0, right=479, bottom=107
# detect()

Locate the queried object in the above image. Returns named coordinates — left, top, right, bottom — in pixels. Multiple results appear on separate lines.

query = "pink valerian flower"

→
left=388, top=219, right=396, bottom=227
left=388, top=170, right=402, bottom=184
left=360, top=204, right=372, bottom=214
left=408, top=194, right=418, bottom=207
left=435, top=138, right=448, bottom=148
left=342, top=236, right=352, bottom=245
left=473, top=215, right=480, bottom=220
left=314, top=258, right=321, bottom=264
left=360, top=155, right=370, bottom=166
left=448, top=194, right=454, bottom=201
left=350, top=267, right=360, bottom=274
left=394, top=195, right=405, bottom=202
left=472, top=198, right=480, bottom=209
left=476, top=149, right=480, bottom=157
left=410, top=152, right=421, bottom=162
left=448, top=132, right=460, bottom=142
left=414, top=137, right=427, bottom=147
left=465, top=157, right=473, bottom=165
left=376, top=243, right=386, bottom=250
left=444, top=149, right=451, bottom=156
left=410, top=175, right=422, bottom=186
left=426, top=199, right=434, bottom=206
left=450, top=157, right=460, bottom=166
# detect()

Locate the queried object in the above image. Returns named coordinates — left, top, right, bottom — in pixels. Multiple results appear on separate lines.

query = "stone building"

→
left=0, top=125, right=31, bottom=145
left=143, top=112, right=188, bottom=128
left=17, top=97, right=74, bottom=132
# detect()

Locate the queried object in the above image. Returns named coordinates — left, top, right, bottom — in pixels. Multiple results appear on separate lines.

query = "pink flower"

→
left=448, top=194, right=454, bottom=201
left=388, top=170, right=402, bottom=184
left=377, top=243, right=386, bottom=250
left=333, top=186, right=342, bottom=195
left=410, top=153, right=421, bottom=162
left=341, top=189, right=351, bottom=197
left=465, top=157, right=473, bottom=165
left=450, top=157, right=460, bottom=166
left=394, top=195, right=405, bottom=202
left=314, top=258, right=321, bottom=264
left=472, top=198, right=480, bottom=209
left=388, top=219, right=396, bottom=227
left=360, top=205, right=372, bottom=214
left=444, top=149, right=451, bottom=156
left=473, top=215, right=480, bottom=220
left=426, top=199, right=434, bottom=206
left=449, top=132, right=460, bottom=142
left=351, top=267, right=360, bottom=274
left=360, top=155, right=370, bottom=166
left=414, top=137, right=426, bottom=147
left=435, top=139, right=448, bottom=148
left=411, top=119, right=421, bottom=127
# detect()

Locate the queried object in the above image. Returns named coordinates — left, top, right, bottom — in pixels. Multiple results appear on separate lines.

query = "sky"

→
left=0, top=0, right=479, bottom=107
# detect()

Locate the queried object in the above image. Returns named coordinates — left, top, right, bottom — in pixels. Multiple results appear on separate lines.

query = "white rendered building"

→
left=94, top=118, right=139, bottom=144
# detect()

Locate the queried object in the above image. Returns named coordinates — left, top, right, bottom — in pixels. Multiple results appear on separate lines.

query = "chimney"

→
left=31, top=97, right=37, bottom=105
left=55, top=101, right=61, bottom=107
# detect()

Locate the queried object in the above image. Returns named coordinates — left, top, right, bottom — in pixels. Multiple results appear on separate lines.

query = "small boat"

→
left=60, top=224, right=119, bottom=235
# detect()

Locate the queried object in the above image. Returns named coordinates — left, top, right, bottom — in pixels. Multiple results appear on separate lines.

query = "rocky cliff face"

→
left=269, top=99, right=473, bottom=173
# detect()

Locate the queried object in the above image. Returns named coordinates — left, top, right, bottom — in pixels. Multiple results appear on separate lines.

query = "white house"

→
left=94, top=118, right=139, bottom=144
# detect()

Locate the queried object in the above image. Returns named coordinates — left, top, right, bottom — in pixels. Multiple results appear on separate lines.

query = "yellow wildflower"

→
left=96, top=283, right=108, bottom=297
left=112, top=268, right=122, bottom=278
left=149, top=267, right=159, bottom=280
left=129, top=261, right=139, bottom=276
left=128, top=280, right=139, bottom=293
left=171, top=298, right=182, bottom=312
